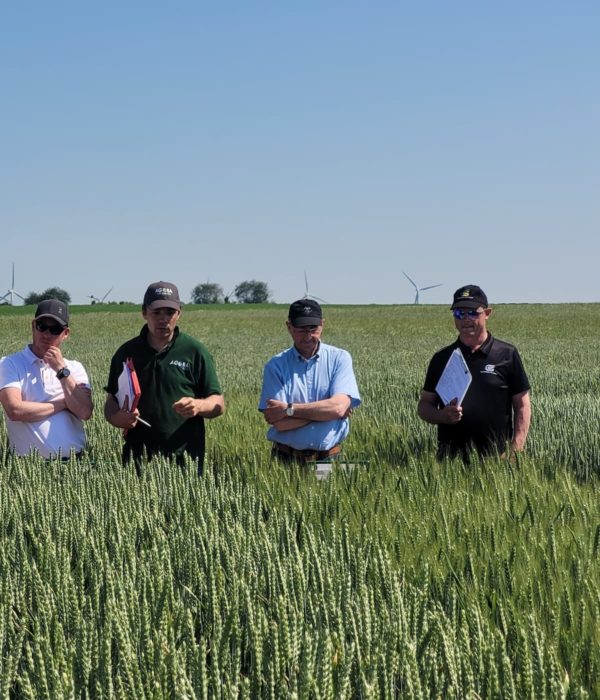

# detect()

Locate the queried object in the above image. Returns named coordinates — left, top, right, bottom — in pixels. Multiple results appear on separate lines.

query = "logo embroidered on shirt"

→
left=481, top=364, right=497, bottom=375
left=169, top=360, right=190, bottom=371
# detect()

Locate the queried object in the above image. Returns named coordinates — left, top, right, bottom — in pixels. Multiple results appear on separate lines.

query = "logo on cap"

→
left=155, top=287, right=174, bottom=297
left=461, top=289, right=471, bottom=297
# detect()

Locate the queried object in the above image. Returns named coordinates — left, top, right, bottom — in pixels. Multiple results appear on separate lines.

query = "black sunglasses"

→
left=35, top=320, right=65, bottom=335
left=452, top=309, right=485, bottom=320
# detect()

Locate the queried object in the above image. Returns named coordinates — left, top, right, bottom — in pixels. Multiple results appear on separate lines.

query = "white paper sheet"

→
left=435, top=348, right=472, bottom=406
left=116, top=362, right=136, bottom=410
left=115, top=361, right=151, bottom=427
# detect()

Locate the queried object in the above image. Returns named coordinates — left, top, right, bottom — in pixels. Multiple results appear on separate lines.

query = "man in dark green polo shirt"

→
left=104, top=281, right=224, bottom=471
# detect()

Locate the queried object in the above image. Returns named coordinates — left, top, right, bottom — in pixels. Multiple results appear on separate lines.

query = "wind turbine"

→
left=403, top=271, right=442, bottom=304
left=89, top=286, right=114, bottom=304
left=302, top=272, right=327, bottom=303
left=0, top=263, right=26, bottom=306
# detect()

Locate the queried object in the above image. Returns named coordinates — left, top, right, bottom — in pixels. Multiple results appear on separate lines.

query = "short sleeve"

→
left=509, top=348, right=530, bottom=396
left=0, top=356, right=21, bottom=391
left=258, top=359, right=287, bottom=410
left=329, top=350, right=361, bottom=407
left=197, top=347, right=222, bottom=397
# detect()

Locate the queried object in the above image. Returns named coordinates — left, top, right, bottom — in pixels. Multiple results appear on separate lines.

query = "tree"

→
left=25, top=287, right=71, bottom=305
left=234, top=280, right=271, bottom=304
left=191, top=282, right=224, bottom=305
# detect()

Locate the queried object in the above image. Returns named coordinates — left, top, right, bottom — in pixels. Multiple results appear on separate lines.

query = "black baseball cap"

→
left=451, top=285, right=488, bottom=310
left=143, top=281, right=181, bottom=310
left=34, top=299, right=69, bottom=327
left=288, top=299, right=323, bottom=327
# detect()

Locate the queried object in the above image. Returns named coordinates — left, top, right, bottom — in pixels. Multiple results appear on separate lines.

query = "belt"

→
left=45, top=451, right=84, bottom=463
left=272, top=442, right=341, bottom=462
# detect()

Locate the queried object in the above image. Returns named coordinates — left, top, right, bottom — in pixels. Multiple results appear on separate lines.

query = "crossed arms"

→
left=262, top=394, right=352, bottom=432
left=0, top=378, right=93, bottom=423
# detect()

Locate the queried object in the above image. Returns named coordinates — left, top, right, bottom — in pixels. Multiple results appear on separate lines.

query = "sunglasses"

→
left=452, top=309, right=485, bottom=320
left=35, top=320, right=65, bottom=335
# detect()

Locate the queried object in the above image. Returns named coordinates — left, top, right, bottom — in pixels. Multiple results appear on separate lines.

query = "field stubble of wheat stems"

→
left=0, top=303, right=598, bottom=698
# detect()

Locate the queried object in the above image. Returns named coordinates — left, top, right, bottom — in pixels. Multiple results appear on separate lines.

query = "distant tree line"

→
left=23, top=287, right=131, bottom=306
left=191, top=280, right=271, bottom=305
left=25, top=287, right=71, bottom=305
left=20, top=280, right=272, bottom=307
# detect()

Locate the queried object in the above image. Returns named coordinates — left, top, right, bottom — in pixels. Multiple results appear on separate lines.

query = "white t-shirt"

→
left=0, top=345, right=90, bottom=458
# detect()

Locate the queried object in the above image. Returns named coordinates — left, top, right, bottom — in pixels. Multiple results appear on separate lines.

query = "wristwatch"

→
left=285, top=402, right=295, bottom=417
left=56, top=367, right=71, bottom=380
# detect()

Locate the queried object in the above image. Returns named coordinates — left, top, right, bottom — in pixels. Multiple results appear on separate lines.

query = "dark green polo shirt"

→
left=106, top=326, right=222, bottom=461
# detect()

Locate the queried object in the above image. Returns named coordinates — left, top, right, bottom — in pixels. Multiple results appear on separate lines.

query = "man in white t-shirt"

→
left=0, top=299, right=93, bottom=459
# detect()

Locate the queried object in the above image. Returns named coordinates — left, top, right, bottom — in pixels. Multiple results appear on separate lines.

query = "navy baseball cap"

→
left=143, top=281, right=181, bottom=310
left=34, top=299, right=69, bottom=327
left=451, top=285, right=488, bottom=310
left=288, top=299, right=323, bottom=327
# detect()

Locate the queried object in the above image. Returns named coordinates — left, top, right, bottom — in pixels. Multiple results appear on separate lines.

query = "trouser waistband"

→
left=272, top=442, right=341, bottom=462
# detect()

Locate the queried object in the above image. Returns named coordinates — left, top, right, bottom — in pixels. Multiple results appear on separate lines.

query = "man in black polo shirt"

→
left=104, top=281, right=224, bottom=471
left=417, top=285, right=531, bottom=460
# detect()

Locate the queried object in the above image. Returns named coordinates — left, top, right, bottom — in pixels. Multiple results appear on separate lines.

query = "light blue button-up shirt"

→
left=258, top=342, right=361, bottom=451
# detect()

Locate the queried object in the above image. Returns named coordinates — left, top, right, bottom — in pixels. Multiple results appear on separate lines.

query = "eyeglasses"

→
left=452, top=309, right=485, bottom=320
left=292, top=325, right=320, bottom=334
left=35, top=320, right=65, bottom=335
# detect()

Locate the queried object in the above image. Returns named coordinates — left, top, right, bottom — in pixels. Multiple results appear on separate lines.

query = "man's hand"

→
left=76, top=384, right=92, bottom=399
left=43, top=346, right=66, bottom=373
left=263, top=399, right=287, bottom=425
left=173, top=395, right=225, bottom=419
left=173, top=397, right=199, bottom=418
left=105, top=395, right=140, bottom=430
left=440, top=397, right=463, bottom=424
left=49, top=397, right=67, bottom=413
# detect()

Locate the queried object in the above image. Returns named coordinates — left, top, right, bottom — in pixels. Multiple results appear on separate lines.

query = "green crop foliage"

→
left=0, top=303, right=598, bottom=697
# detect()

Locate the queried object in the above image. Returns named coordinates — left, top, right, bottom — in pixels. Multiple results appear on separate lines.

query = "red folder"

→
left=126, top=358, right=141, bottom=412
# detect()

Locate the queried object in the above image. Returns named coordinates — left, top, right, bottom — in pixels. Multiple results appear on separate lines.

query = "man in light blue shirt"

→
left=259, top=299, right=361, bottom=462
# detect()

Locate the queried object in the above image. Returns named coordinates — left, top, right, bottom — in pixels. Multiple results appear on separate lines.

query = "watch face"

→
left=58, top=367, right=71, bottom=379
left=286, top=405, right=294, bottom=416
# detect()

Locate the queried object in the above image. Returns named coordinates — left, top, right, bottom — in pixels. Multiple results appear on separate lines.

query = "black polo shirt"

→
left=423, top=333, right=530, bottom=458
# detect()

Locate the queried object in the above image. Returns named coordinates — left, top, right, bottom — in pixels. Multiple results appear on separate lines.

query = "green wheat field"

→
left=0, top=303, right=598, bottom=698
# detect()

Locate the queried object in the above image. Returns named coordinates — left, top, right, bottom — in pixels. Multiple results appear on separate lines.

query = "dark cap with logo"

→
left=143, top=281, right=181, bottom=310
left=288, top=299, right=323, bottom=327
left=34, top=299, right=69, bottom=327
left=451, top=285, right=488, bottom=310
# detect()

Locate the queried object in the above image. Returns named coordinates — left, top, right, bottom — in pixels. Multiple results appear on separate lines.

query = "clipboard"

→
left=116, top=358, right=141, bottom=413
left=435, top=348, right=472, bottom=406
left=115, top=358, right=150, bottom=430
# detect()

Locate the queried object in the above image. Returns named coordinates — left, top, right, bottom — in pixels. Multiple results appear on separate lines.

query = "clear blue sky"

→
left=2, top=2, right=599, bottom=305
